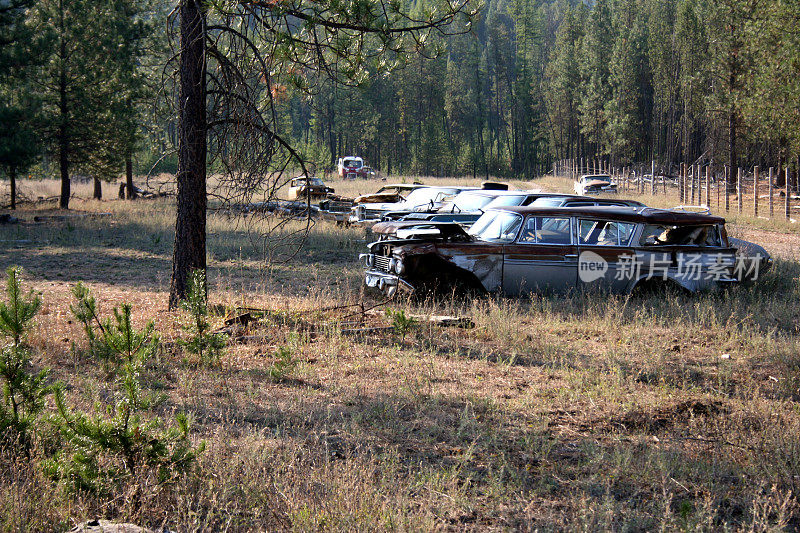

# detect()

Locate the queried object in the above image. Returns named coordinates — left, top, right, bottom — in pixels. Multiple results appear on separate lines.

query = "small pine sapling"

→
left=385, top=307, right=417, bottom=344
left=179, top=269, right=227, bottom=367
left=70, top=282, right=103, bottom=356
left=0, top=266, right=50, bottom=451
left=267, top=343, right=298, bottom=382
left=70, top=283, right=159, bottom=371
left=49, top=364, right=204, bottom=494
left=104, top=303, right=159, bottom=368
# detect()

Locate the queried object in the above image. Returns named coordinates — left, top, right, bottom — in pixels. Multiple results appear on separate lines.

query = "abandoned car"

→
left=382, top=189, right=529, bottom=225
left=574, top=174, right=618, bottom=195
left=287, top=176, right=334, bottom=201
left=353, top=183, right=425, bottom=205
left=386, top=192, right=645, bottom=228
left=337, top=156, right=366, bottom=179
left=348, top=186, right=474, bottom=226
left=360, top=206, right=769, bottom=297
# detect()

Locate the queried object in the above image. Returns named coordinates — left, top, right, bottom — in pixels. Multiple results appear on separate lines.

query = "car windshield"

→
left=344, top=159, right=362, bottom=168
left=400, top=188, right=459, bottom=209
left=469, top=211, right=523, bottom=243
left=484, top=195, right=527, bottom=208
left=583, top=175, right=611, bottom=182
left=439, top=192, right=496, bottom=213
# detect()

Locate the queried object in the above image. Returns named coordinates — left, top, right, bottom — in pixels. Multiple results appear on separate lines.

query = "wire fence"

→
left=554, top=159, right=800, bottom=220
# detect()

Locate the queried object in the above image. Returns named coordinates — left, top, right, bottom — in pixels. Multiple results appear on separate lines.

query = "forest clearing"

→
left=5, top=0, right=800, bottom=530
left=1, top=175, right=800, bottom=530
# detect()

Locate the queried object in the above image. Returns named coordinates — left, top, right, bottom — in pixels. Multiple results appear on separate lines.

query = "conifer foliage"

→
left=70, top=282, right=159, bottom=371
left=0, top=266, right=49, bottom=452
left=178, top=269, right=227, bottom=368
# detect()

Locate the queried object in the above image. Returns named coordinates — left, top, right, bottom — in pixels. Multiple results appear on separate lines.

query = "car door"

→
left=502, top=215, right=578, bottom=295
left=575, top=218, right=638, bottom=292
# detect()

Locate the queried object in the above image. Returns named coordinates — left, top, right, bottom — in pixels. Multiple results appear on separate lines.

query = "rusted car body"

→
left=360, top=206, right=769, bottom=298
left=349, top=186, right=473, bottom=227
left=384, top=193, right=646, bottom=230
left=353, top=183, right=425, bottom=205
left=574, top=174, right=618, bottom=195
left=287, top=176, right=334, bottom=201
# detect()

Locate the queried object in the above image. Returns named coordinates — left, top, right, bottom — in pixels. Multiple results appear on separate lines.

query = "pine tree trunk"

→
left=9, top=167, right=16, bottom=210
left=170, top=0, right=207, bottom=309
left=125, top=153, right=136, bottom=199
left=93, top=177, right=102, bottom=200
left=728, top=106, right=737, bottom=193
left=59, top=143, right=70, bottom=209
left=58, top=0, right=70, bottom=210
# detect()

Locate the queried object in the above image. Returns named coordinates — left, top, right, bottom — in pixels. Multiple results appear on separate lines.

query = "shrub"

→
left=0, top=266, right=50, bottom=452
left=49, top=368, right=204, bottom=495
left=70, top=283, right=159, bottom=371
left=385, top=308, right=417, bottom=344
left=178, top=269, right=227, bottom=367
left=267, top=342, right=298, bottom=382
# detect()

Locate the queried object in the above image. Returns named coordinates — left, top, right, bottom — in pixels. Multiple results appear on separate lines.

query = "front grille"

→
left=373, top=255, right=391, bottom=272
left=364, top=208, right=382, bottom=219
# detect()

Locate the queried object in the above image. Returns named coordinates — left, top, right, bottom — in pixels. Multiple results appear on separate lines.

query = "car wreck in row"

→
left=360, top=206, right=771, bottom=298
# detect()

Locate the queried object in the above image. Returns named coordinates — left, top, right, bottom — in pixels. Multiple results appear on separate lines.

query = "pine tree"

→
left=605, top=2, right=650, bottom=164
left=579, top=0, right=614, bottom=159
left=545, top=5, right=584, bottom=164
left=0, top=0, right=44, bottom=209
left=0, top=267, right=49, bottom=452
left=675, top=0, right=709, bottom=163
left=31, top=0, right=150, bottom=208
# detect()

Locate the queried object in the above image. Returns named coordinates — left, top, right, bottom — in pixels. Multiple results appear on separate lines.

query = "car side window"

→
left=519, top=217, right=572, bottom=244
left=580, top=220, right=635, bottom=246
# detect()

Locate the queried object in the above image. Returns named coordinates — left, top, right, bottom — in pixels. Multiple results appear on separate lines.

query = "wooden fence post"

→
left=738, top=168, right=743, bottom=214
left=769, top=167, right=774, bottom=217
left=705, top=166, right=710, bottom=207
left=725, top=166, right=730, bottom=212
left=753, top=166, right=759, bottom=217
left=650, top=160, right=655, bottom=195
left=679, top=163, right=685, bottom=203
left=786, top=168, right=791, bottom=220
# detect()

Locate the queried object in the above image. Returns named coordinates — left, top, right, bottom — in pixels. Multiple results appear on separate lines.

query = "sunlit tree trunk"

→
left=169, top=0, right=207, bottom=309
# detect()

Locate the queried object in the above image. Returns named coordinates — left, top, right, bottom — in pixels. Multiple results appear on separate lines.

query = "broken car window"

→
left=639, top=224, right=722, bottom=246
left=518, top=217, right=572, bottom=244
left=470, top=212, right=523, bottom=243
left=579, top=220, right=635, bottom=246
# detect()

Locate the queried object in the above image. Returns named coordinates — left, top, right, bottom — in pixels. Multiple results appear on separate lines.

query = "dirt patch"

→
left=610, top=399, right=728, bottom=433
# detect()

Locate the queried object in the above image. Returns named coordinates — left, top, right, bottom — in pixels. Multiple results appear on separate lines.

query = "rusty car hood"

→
left=371, top=220, right=472, bottom=240
left=354, top=192, right=404, bottom=204
left=584, top=179, right=612, bottom=188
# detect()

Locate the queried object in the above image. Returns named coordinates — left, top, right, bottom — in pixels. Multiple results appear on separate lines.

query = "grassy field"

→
left=1, top=175, right=800, bottom=531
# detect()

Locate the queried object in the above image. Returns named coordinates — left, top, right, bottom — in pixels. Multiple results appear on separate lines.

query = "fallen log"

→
left=366, top=309, right=474, bottom=328
left=33, top=212, right=112, bottom=222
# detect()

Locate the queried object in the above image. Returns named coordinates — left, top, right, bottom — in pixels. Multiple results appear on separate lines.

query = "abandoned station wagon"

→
left=360, top=206, right=768, bottom=297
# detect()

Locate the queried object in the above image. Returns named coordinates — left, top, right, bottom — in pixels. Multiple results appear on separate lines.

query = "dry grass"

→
left=1, top=175, right=800, bottom=531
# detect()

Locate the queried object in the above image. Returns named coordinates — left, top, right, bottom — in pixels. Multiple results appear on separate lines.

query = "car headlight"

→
left=365, top=254, right=374, bottom=267
left=394, top=259, right=405, bottom=274
left=388, top=258, right=397, bottom=272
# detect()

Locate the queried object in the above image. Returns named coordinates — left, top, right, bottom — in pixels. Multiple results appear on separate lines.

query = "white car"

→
left=574, top=174, right=618, bottom=195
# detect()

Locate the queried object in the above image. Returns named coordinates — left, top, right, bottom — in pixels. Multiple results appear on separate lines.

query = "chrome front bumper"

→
left=364, top=269, right=415, bottom=297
